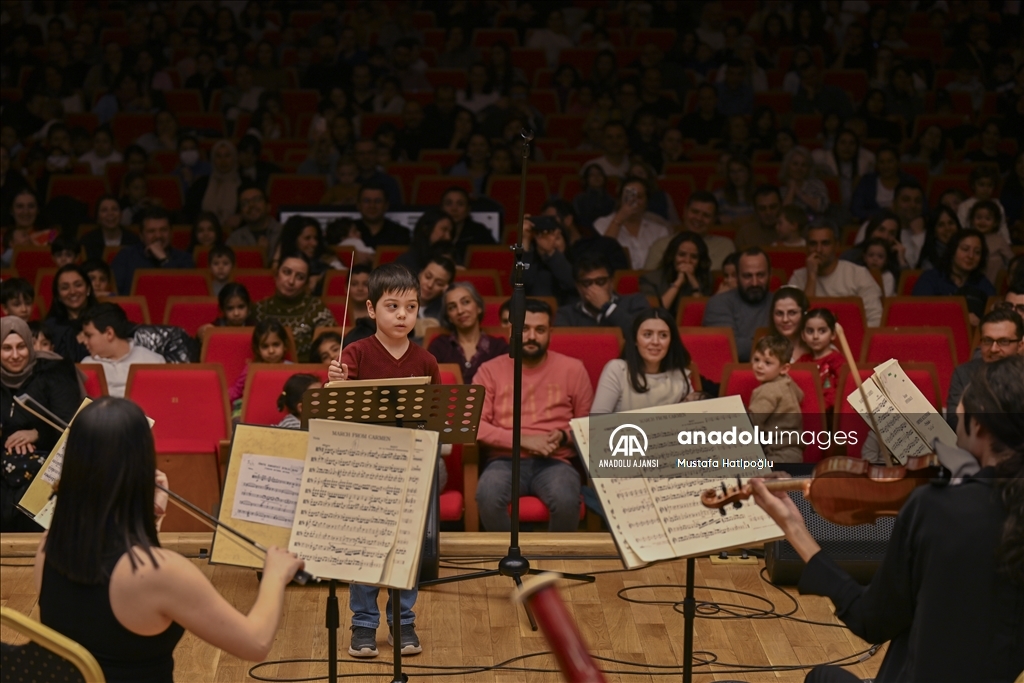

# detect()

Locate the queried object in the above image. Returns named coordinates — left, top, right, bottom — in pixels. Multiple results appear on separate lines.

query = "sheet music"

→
left=289, top=420, right=413, bottom=584
left=380, top=430, right=439, bottom=590
left=229, top=454, right=305, bottom=529
left=871, top=359, right=957, bottom=449
left=34, top=496, right=56, bottom=530
left=573, top=397, right=783, bottom=568
left=40, top=439, right=67, bottom=485
left=846, top=367, right=931, bottom=465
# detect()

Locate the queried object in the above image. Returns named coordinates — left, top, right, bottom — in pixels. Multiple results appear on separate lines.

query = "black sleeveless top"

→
left=39, top=554, right=185, bottom=683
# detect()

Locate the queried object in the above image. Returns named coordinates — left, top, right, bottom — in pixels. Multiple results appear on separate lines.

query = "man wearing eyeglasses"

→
left=1003, top=280, right=1024, bottom=319
left=553, top=252, right=650, bottom=339
left=946, top=306, right=1024, bottom=428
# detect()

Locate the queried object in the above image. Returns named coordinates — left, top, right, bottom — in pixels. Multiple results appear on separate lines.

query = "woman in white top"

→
left=592, top=308, right=694, bottom=414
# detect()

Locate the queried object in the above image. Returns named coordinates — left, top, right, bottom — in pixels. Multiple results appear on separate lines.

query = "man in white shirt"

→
left=788, top=224, right=883, bottom=326
left=583, top=121, right=631, bottom=179
left=79, top=302, right=165, bottom=397
left=592, top=178, right=671, bottom=270
left=643, top=192, right=736, bottom=271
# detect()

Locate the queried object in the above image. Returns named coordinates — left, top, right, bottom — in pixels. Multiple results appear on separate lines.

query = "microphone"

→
left=520, top=128, right=535, bottom=142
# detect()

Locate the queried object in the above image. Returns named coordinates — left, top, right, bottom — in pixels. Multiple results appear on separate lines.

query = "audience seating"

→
left=268, top=174, right=327, bottom=206
left=613, top=270, right=644, bottom=295
left=897, top=269, right=923, bottom=295
left=465, top=246, right=514, bottom=288
left=103, top=295, right=151, bottom=324
left=201, top=327, right=257, bottom=388
left=883, top=297, right=972, bottom=364
left=48, top=175, right=107, bottom=214
left=321, top=297, right=354, bottom=325
left=194, top=245, right=265, bottom=269
left=12, top=247, right=56, bottom=292
left=146, top=175, right=184, bottom=210
left=676, top=297, right=707, bottom=327
left=548, top=326, right=624, bottom=390
left=239, top=363, right=329, bottom=425
left=719, top=362, right=827, bottom=462
left=321, top=270, right=349, bottom=298
left=386, top=162, right=441, bottom=203
left=164, top=296, right=219, bottom=336
left=230, top=269, right=276, bottom=302
left=76, top=363, right=109, bottom=398
left=33, top=268, right=56, bottom=314
left=861, top=327, right=957, bottom=403
left=131, top=270, right=211, bottom=330
left=456, top=270, right=503, bottom=296
left=766, top=246, right=810, bottom=279
left=678, top=327, right=738, bottom=384
left=374, top=246, right=408, bottom=267
left=413, top=175, right=472, bottom=205
left=124, top=363, right=230, bottom=531
left=486, top=175, right=549, bottom=222
left=436, top=363, right=466, bottom=523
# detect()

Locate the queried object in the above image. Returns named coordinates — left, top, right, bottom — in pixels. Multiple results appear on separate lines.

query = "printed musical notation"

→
left=229, top=454, right=305, bottom=529
left=289, top=420, right=414, bottom=585
left=846, top=368, right=930, bottom=464
left=40, top=439, right=67, bottom=485
left=571, top=396, right=784, bottom=568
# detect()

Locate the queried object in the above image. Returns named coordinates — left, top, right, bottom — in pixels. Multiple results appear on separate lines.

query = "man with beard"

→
left=702, top=248, right=773, bottom=362
left=474, top=298, right=594, bottom=532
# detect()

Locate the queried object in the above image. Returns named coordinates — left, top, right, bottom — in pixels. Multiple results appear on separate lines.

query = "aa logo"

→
left=608, top=424, right=648, bottom=458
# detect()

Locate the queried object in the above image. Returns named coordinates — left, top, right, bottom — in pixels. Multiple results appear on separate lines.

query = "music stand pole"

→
left=327, top=579, right=339, bottom=683
left=682, top=557, right=695, bottom=683
left=391, top=589, right=406, bottom=683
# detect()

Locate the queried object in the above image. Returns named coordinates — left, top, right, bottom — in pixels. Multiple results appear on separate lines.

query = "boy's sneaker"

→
left=348, top=626, right=378, bottom=658
left=386, top=623, right=422, bottom=655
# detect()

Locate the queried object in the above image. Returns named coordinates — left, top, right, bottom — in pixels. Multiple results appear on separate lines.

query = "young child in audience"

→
left=795, top=308, right=843, bottom=412
left=0, top=278, right=34, bottom=320
left=772, top=204, right=808, bottom=247
left=198, top=283, right=255, bottom=339
left=208, top=244, right=236, bottom=296
left=347, top=263, right=371, bottom=320
left=50, top=236, right=80, bottom=268
left=229, top=317, right=291, bottom=416
left=28, top=320, right=54, bottom=352
left=309, top=330, right=341, bottom=364
left=81, top=259, right=115, bottom=296
left=747, top=334, right=804, bottom=463
left=716, top=252, right=739, bottom=294
left=275, top=373, right=322, bottom=429
left=861, top=238, right=896, bottom=296
left=969, top=200, right=1013, bottom=285
left=327, top=263, right=441, bottom=659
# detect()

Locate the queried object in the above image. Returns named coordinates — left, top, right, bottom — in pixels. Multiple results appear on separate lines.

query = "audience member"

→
left=275, top=374, right=321, bottom=429
left=440, top=187, right=497, bottom=263
left=966, top=200, right=1013, bottom=286
left=554, top=253, right=650, bottom=339
left=640, top=232, right=712, bottom=312
left=793, top=63, right=853, bottom=119
left=946, top=307, right=1024, bottom=427
left=573, top=164, right=617, bottom=230
left=918, top=206, right=963, bottom=271
left=811, top=129, right=875, bottom=209
left=0, top=278, right=34, bottom=321
left=224, top=185, right=281, bottom=266
left=592, top=308, right=696, bottom=414
left=540, top=199, right=629, bottom=274
left=237, top=135, right=281, bottom=192
left=228, top=318, right=291, bottom=408
left=780, top=146, right=829, bottom=216
left=850, top=145, right=914, bottom=220
left=173, top=135, right=210, bottom=192
left=309, top=331, right=342, bottom=365
left=188, top=212, right=224, bottom=255
left=521, top=213, right=576, bottom=304
left=475, top=298, right=593, bottom=532
left=703, top=248, right=773, bottom=362
left=111, top=208, right=195, bottom=296
left=645, top=192, right=735, bottom=271
left=957, top=164, right=1011, bottom=244
left=252, top=255, right=336, bottom=359
left=427, top=282, right=509, bottom=384
left=208, top=244, right=235, bottom=297
left=747, top=334, right=804, bottom=463
left=789, top=224, right=883, bottom=326
left=735, top=186, right=783, bottom=250
left=77, top=126, right=121, bottom=176
left=354, top=183, right=410, bottom=249
left=81, top=260, right=114, bottom=297
left=912, top=228, right=995, bottom=325
left=768, top=287, right=811, bottom=363
left=0, top=316, right=82, bottom=531
left=414, top=255, right=455, bottom=337
left=678, top=83, right=727, bottom=146
left=592, top=179, right=671, bottom=270
left=714, top=156, right=756, bottom=223
left=79, top=303, right=166, bottom=397
left=583, top=121, right=631, bottom=179
left=184, top=139, right=241, bottom=224
left=795, top=308, right=844, bottom=411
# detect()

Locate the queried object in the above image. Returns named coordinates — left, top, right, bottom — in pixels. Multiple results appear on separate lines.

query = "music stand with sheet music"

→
left=301, top=380, right=484, bottom=683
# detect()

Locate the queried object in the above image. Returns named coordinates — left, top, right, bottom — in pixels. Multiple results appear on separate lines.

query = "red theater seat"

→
left=240, top=363, right=329, bottom=425
left=678, top=327, right=737, bottom=384
left=883, top=297, right=971, bottom=364
left=125, top=363, right=230, bottom=454
left=76, top=363, right=109, bottom=398
left=861, top=327, right=957, bottom=404
left=102, top=296, right=151, bottom=324
left=131, top=270, right=211, bottom=332
left=548, top=326, right=623, bottom=391
left=164, top=296, right=220, bottom=336
left=230, top=269, right=276, bottom=302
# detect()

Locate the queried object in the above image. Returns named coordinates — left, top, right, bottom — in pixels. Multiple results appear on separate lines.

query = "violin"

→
left=700, top=452, right=946, bottom=526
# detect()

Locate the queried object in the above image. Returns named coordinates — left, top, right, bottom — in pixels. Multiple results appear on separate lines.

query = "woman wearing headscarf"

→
left=1, top=317, right=84, bottom=531
left=183, top=139, right=241, bottom=224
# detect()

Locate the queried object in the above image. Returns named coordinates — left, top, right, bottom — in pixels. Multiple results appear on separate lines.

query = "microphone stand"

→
left=419, top=130, right=594, bottom=629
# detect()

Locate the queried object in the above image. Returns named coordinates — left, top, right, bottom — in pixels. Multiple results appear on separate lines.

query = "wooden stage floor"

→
left=1, top=533, right=882, bottom=682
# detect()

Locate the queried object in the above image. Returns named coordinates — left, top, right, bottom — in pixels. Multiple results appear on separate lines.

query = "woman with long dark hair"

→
left=913, top=228, right=995, bottom=324
left=640, top=232, right=712, bottom=313
left=34, top=397, right=304, bottom=682
left=917, top=206, right=961, bottom=270
left=768, top=286, right=811, bottom=362
left=396, top=209, right=454, bottom=274
left=44, top=264, right=100, bottom=361
left=592, top=308, right=695, bottom=414
left=751, top=356, right=1024, bottom=682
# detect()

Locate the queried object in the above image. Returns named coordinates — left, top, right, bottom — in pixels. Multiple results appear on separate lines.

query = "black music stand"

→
left=302, top=380, right=484, bottom=683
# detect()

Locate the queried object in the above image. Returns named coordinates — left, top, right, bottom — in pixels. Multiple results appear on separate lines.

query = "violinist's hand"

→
left=750, top=479, right=821, bottom=563
left=262, top=546, right=305, bottom=589
left=327, top=360, right=349, bottom=382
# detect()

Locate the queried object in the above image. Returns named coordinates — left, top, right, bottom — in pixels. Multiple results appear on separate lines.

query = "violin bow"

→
left=155, top=483, right=312, bottom=585
left=834, top=323, right=894, bottom=467
left=14, top=394, right=69, bottom=432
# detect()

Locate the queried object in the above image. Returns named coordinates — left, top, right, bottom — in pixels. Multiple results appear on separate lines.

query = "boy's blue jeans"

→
left=349, top=584, right=417, bottom=628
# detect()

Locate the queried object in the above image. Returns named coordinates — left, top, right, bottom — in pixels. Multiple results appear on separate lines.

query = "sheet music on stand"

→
left=570, top=396, right=784, bottom=569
